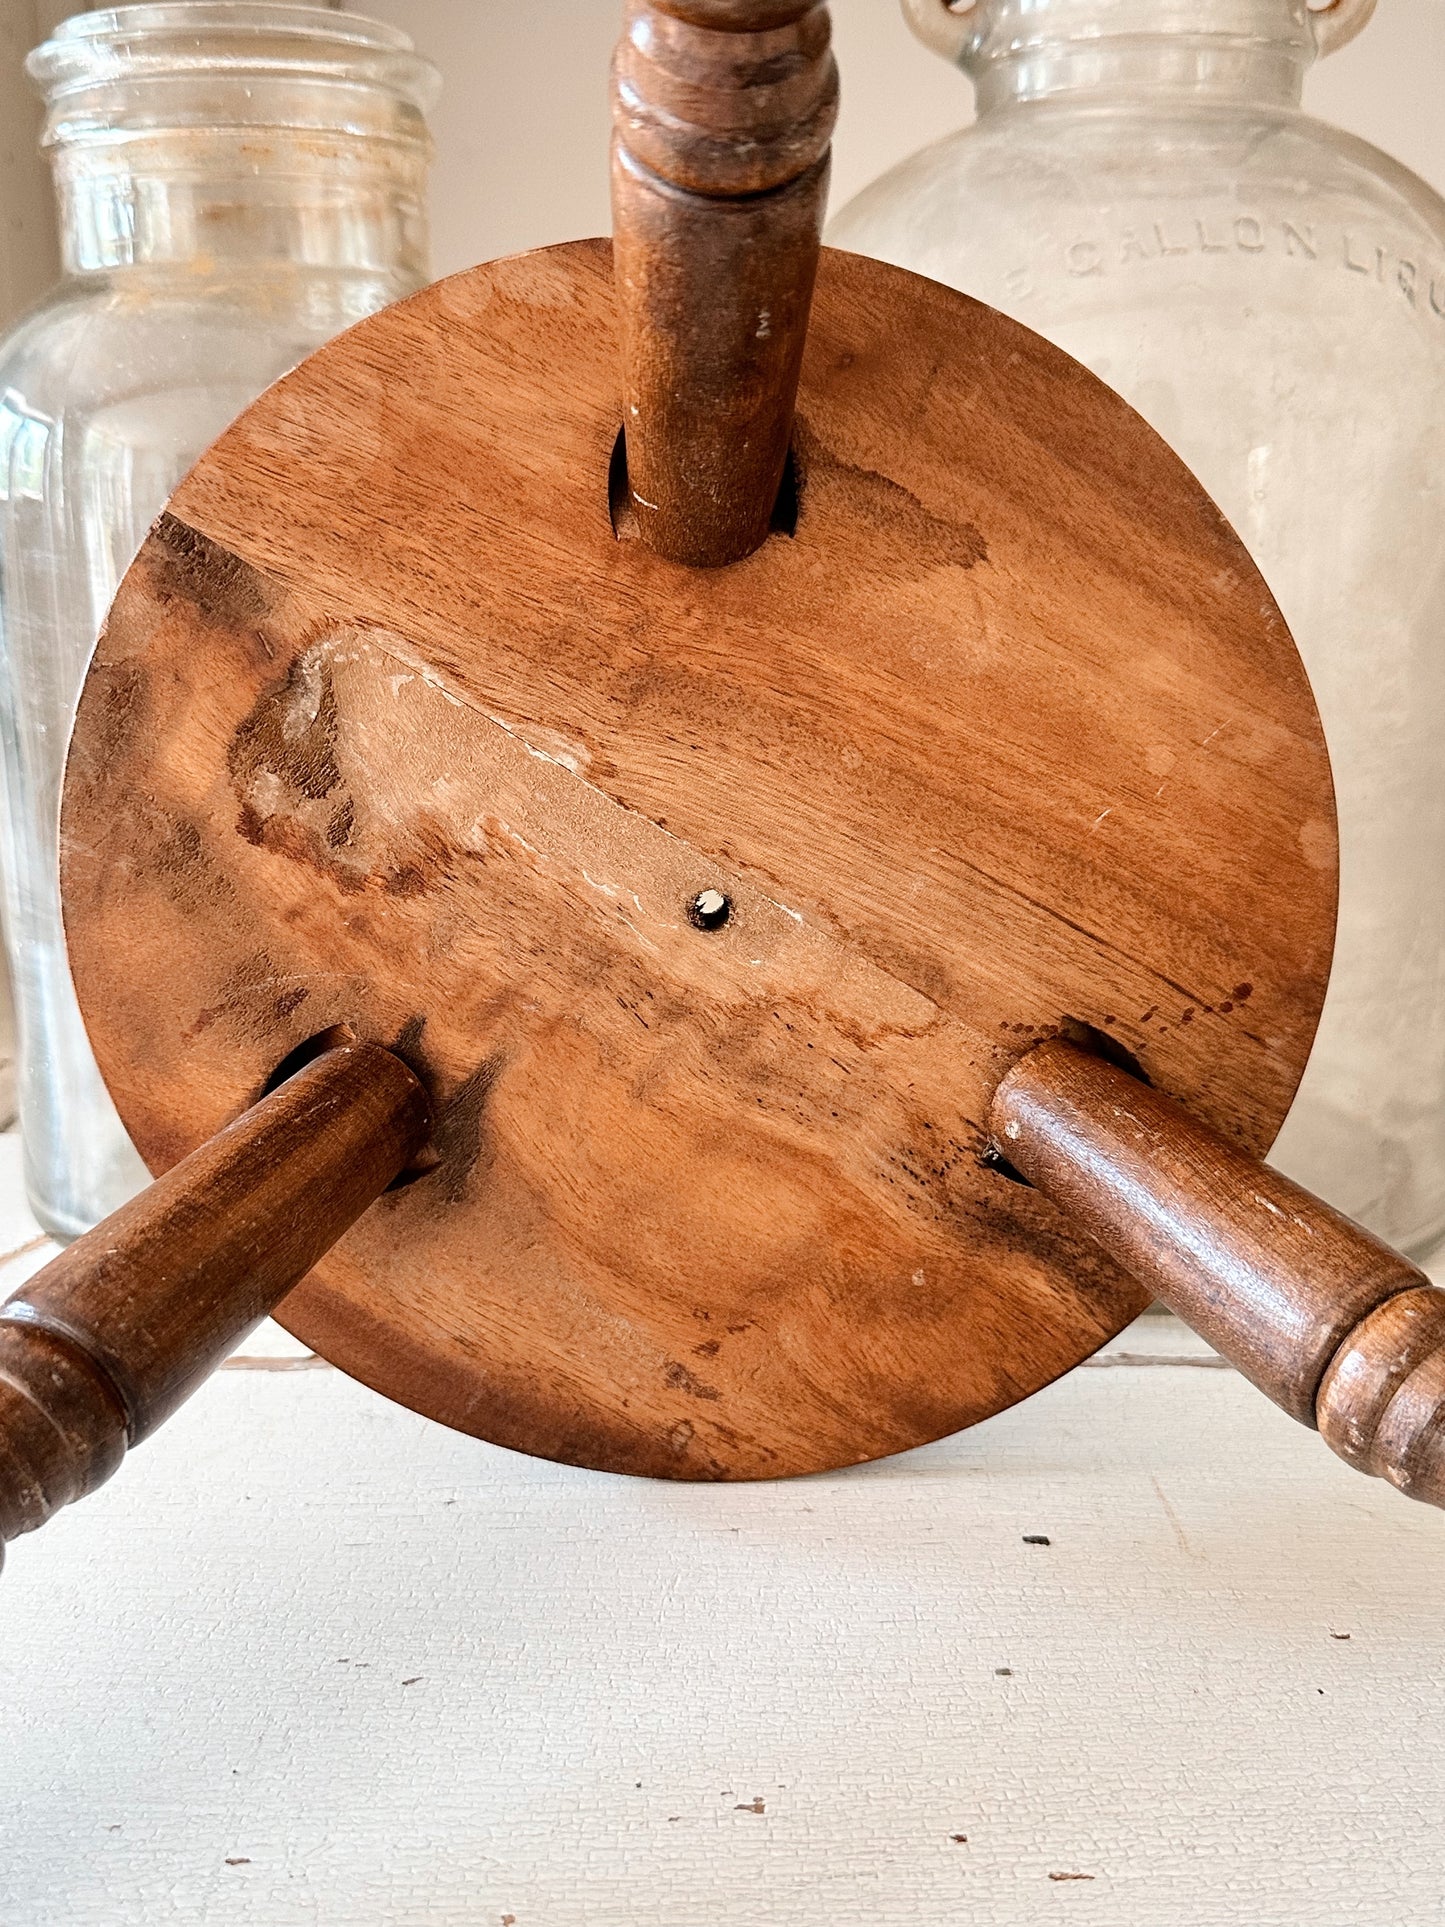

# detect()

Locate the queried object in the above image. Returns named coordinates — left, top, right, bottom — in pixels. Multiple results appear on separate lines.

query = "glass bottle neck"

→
left=52, top=131, right=429, bottom=278
left=960, top=1, right=1316, bottom=115
left=972, top=41, right=1308, bottom=113
left=29, top=4, right=438, bottom=282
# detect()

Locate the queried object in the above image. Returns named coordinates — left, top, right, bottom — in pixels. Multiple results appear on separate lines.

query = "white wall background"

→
left=2, top=0, right=1444, bottom=324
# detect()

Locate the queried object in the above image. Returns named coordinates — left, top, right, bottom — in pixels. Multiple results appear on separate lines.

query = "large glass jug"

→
left=830, top=0, right=1445, bottom=1259
left=0, top=4, right=438, bottom=1240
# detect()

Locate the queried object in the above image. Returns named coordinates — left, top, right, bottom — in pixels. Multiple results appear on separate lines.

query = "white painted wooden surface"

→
left=2, top=1135, right=1443, bottom=1927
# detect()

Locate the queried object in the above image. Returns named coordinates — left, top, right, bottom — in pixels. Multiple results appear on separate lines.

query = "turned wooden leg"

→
left=0, top=1042, right=429, bottom=1559
left=990, top=1040, right=1445, bottom=1508
left=610, top=0, right=838, bottom=566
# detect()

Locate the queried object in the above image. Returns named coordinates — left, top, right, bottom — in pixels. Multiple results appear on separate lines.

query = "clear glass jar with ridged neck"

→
left=0, top=5, right=438, bottom=1240
left=831, top=0, right=1445, bottom=1260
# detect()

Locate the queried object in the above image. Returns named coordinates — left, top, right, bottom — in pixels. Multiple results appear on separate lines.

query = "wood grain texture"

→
left=0, top=1044, right=428, bottom=1552
left=611, top=0, right=836, bottom=563
left=990, top=1040, right=1445, bottom=1507
left=60, top=241, right=1337, bottom=1480
left=4, top=1308, right=1445, bottom=1927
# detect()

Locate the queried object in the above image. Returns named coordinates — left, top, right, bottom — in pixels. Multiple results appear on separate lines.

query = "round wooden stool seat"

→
left=61, top=242, right=1336, bottom=1479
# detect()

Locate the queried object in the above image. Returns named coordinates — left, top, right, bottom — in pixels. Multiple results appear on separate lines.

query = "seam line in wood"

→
left=162, top=517, right=1205, bottom=1066
left=151, top=524, right=977, bottom=1045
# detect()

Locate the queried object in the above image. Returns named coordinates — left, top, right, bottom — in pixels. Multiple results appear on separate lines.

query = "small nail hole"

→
left=688, top=889, right=732, bottom=931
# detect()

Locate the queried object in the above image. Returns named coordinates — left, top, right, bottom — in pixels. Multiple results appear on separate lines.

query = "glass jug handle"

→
left=900, top=0, right=976, bottom=64
left=1309, top=0, right=1377, bottom=55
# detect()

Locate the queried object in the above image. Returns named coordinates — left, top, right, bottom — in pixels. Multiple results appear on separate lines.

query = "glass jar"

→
left=830, top=0, right=1445, bottom=1259
left=0, top=4, right=438, bottom=1240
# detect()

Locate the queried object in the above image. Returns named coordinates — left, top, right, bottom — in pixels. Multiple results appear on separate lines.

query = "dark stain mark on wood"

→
left=121, top=805, right=242, bottom=921
left=793, top=419, right=988, bottom=574
left=429, top=1054, right=505, bottom=1205
left=227, top=649, right=465, bottom=899
left=230, top=652, right=343, bottom=820
left=78, top=660, right=151, bottom=774
left=664, top=1360, right=723, bottom=1401
left=393, top=1014, right=427, bottom=1055
left=151, top=511, right=272, bottom=631
left=326, top=797, right=356, bottom=849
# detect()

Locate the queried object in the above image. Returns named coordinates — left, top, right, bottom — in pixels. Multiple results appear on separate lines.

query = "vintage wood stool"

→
left=3, top=1, right=1443, bottom=1567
